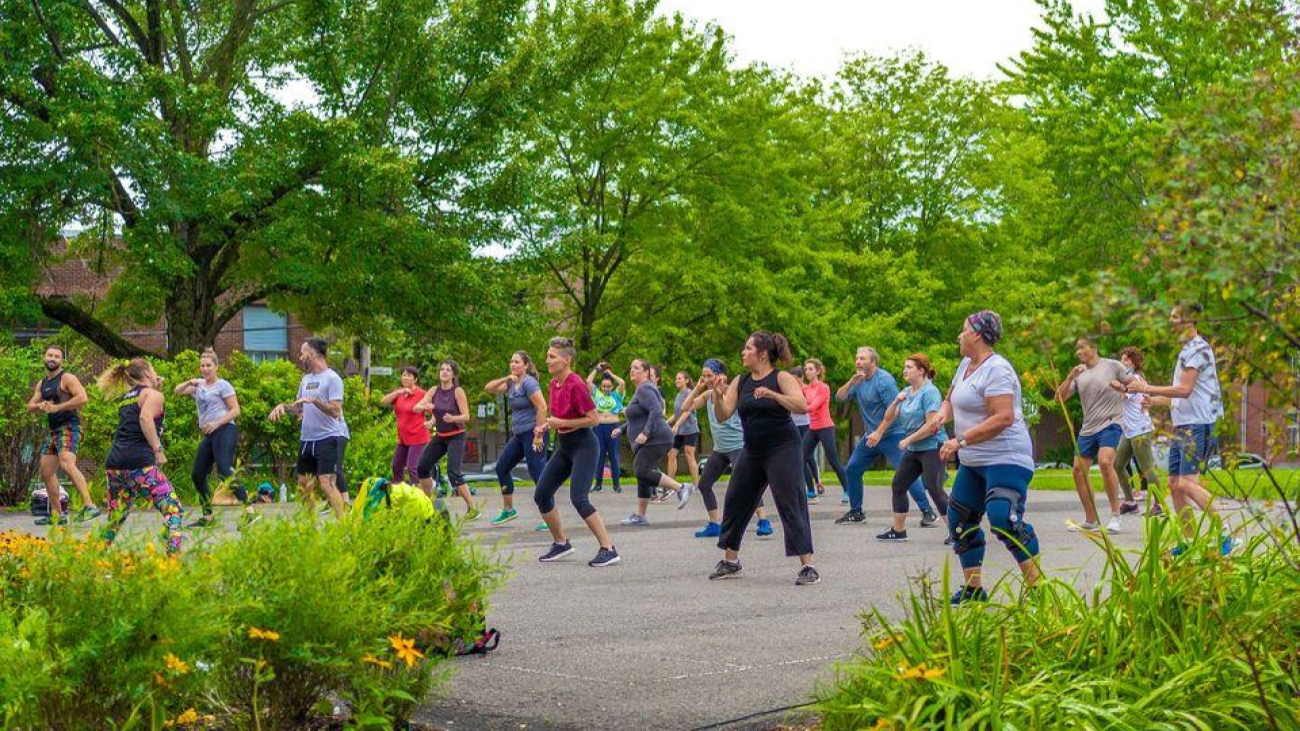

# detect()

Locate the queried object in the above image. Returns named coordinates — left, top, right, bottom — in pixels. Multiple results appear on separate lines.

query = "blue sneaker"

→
left=1170, top=543, right=1189, bottom=557
left=950, top=585, right=988, bottom=606
left=695, top=522, right=721, bottom=538
left=1221, top=535, right=1243, bottom=555
left=756, top=519, right=773, bottom=538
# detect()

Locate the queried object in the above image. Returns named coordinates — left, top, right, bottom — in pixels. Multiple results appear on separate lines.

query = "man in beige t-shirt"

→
left=1055, top=338, right=1134, bottom=533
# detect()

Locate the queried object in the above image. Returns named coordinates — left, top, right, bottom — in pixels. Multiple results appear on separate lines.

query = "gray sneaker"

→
left=795, top=565, right=821, bottom=585
left=676, top=483, right=695, bottom=509
left=709, top=559, right=742, bottom=580
left=620, top=513, right=650, bottom=526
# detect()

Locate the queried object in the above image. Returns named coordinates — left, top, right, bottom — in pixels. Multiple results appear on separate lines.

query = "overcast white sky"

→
left=655, top=0, right=1109, bottom=80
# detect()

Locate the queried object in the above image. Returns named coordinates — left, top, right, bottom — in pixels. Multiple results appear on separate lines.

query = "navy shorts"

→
left=1169, top=423, right=1216, bottom=476
left=1077, top=423, right=1122, bottom=461
left=673, top=433, right=699, bottom=450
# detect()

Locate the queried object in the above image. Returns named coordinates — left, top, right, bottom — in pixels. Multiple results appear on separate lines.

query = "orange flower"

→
left=389, top=634, right=425, bottom=668
left=894, top=662, right=947, bottom=681
left=248, top=627, right=280, bottom=642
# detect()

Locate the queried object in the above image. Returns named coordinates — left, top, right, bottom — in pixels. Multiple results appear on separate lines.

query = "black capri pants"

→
left=891, top=449, right=949, bottom=515
left=718, top=439, right=813, bottom=557
left=192, top=423, right=246, bottom=509
left=417, top=433, right=466, bottom=487
left=633, top=442, right=672, bottom=499
left=534, top=429, right=599, bottom=520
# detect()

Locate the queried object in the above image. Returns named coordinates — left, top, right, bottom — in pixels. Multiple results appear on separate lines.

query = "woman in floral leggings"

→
left=98, top=358, right=185, bottom=553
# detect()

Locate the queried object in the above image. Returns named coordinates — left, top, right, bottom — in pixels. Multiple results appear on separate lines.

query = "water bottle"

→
left=279, top=483, right=288, bottom=503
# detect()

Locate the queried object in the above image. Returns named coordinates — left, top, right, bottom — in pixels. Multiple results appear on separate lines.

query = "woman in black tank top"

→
left=707, top=331, right=820, bottom=585
left=97, top=358, right=186, bottom=554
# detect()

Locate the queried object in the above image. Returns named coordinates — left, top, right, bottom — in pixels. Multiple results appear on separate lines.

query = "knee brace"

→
left=948, top=497, right=985, bottom=555
left=982, top=486, right=1034, bottom=548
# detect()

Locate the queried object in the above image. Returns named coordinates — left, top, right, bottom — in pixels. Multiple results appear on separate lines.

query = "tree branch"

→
left=99, top=0, right=151, bottom=56
left=82, top=0, right=125, bottom=49
left=213, top=285, right=282, bottom=332
left=1242, top=301, right=1300, bottom=350
left=38, top=296, right=157, bottom=359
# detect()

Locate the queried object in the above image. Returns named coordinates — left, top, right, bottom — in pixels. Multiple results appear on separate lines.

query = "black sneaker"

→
left=834, top=510, right=866, bottom=524
left=920, top=509, right=939, bottom=527
left=588, top=546, right=620, bottom=567
left=876, top=528, right=908, bottom=542
left=538, top=541, right=574, bottom=562
left=795, top=565, right=820, bottom=585
left=1119, top=501, right=1141, bottom=515
left=950, top=584, right=988, bottom=606
left=944, top=535, right=955, bottom=546
left=709, top=560, right=742, bottom=580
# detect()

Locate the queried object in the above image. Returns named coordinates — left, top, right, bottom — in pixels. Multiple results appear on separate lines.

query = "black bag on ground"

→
left=30, top=488, right=69, bottom=517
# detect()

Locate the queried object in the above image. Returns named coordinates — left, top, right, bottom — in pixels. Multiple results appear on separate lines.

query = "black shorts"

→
left=297, top=437, right=343, bottom=477
left=673, top=433, right=699, bottom=450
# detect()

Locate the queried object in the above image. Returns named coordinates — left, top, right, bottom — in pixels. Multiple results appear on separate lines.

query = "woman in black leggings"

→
left=534, top=337, right=619, bottom=567
left=619, top=359, right=695, bottom=526
left=174, top=349, right=254, bottom=527
left=710, top=331, right=819, bottom=586
left=415, top=360, right=476, bottom=519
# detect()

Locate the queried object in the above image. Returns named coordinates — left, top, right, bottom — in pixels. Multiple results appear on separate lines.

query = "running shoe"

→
left=1105, top=515, right=1122, bottom=534
left=589, top=546, right=620, bottom=567
left=620, top=513, right=650, bottom=526
left=534, top=522, right=550, bottom=532
left=592, top=485, right=603, bottom=493
left=756, top=518, right=773, bottom=537
left=33, top=514, right=69, bottom=526
left=76, top=506, right=102, bottom=522
left=815, top=481, right=825, bottom=495
left=876, top=528, right=909, bottom=542
left=795, top=565, right=821, bottom=586
left=944, top=535, right=955, bottom=546
left=1067, top=520, right=1100, bottom=533
left=490, top=508, right=518, bottom=526
left=1119, top=501, right=1141, bottom=515
left=709, top=559, right=742, bottom=580
left=694, top=522, right=721, bottom=538
left=1134, top=489, right=1147, bottom=501
left=805, top=490, right=817, bottom=500
left=677, top=483, right=695, bottom=509
left=612, top=484, right=622, bottom=493
left=538, top=541, right=574, bottom=562
left=919, top=509, right=939, bottom=527
left=1147, top=504, right=1166, bottom=518
left=834, top=510, right=866, bottom=524
left=187, top=514, right=216, bottom=529
left=1221, top=535, right=1243, bottom=555
left=464, top=506, right=481, bottom=522
left=950, top=584, right=988, bottom=606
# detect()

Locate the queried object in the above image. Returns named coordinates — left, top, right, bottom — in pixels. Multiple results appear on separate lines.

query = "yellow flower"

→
left=872, top=635, right=897, bottom=651
left=248, top=627, right=280, bottom=642
left=894, top=662, right=946, bottom=681
left=389, top=634, right=425, bottom=668
left=363, top=653, right=394, bottom=670
left=164, top=652, right=190, bottom=674
left=170, top=708, right=199, bottom=726
left=873, top=720, right=893, bottom=731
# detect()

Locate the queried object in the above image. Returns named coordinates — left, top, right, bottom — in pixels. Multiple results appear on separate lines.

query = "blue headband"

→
left=703, top=358, right=725, bottom=374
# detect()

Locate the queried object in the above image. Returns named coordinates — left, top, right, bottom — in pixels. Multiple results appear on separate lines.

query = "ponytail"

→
left=750, top=331, right=792, bottom=366
left=98, top=358, right=152, bottom=398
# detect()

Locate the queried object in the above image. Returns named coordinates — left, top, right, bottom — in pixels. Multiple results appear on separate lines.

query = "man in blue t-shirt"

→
left=833, top=346, right=936, bottom=525
left=269, top=338, right=350, bottom=518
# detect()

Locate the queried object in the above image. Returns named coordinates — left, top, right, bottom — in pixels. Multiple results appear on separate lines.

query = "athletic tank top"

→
left=40, top=373, right=78, bottom=429
left=105, top=386, right=164, bottom=470
left=432, top=386, right=463, bottom=436
left=737, top=371, right=799, bottom=453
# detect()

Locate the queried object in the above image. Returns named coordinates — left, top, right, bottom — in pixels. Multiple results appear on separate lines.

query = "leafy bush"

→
left=818, top=510, right=1300, bottom=730
left=0, top=510, right=505, bottom=729
left=0, top=344, right=49, bottom=506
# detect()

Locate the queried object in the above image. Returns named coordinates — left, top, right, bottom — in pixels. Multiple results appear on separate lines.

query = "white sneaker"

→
left=1068, top=520, right=1100, bottom=532
left=1106, top=516, right=1122, bottom=534
left=677, top=483, right=695, bottom=509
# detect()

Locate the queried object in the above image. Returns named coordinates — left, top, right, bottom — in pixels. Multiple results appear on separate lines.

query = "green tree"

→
left=0, top=0, right=532, bottom=356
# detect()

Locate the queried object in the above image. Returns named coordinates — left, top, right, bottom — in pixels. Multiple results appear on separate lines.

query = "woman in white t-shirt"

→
left=174, top=349, right=251, bottom=527
left=1111, top=347, right=1161, bottom=516
left=939, top=310, right=1041, bottom=606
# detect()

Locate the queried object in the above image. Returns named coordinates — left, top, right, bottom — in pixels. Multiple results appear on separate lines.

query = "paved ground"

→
left=0, top=485, right=1243, bottom=731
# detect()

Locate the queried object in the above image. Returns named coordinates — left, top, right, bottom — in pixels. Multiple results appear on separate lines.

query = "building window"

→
left=243, top=306, right=288, bottom=362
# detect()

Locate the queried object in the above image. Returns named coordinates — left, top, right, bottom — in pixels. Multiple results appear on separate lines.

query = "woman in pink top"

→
left=380, top=366, right=430, bottom=484
left=801, top=358, right=850, bottom=500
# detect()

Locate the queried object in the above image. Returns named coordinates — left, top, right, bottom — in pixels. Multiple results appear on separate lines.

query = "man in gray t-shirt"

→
left=269, top=338, right=349, bottom=518
left=1055, top=338, right=1135, bottom=532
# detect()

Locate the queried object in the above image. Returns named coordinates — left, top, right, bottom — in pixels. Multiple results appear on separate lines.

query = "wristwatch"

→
left=957, top=438, right=969, bottom=449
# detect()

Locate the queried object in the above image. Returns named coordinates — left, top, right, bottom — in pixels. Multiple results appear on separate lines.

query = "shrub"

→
left=817, top=511, right=1300, bottom=730
left=0, top=508, right=505, bottom=729
left=0, top=345, right=49, bottom=506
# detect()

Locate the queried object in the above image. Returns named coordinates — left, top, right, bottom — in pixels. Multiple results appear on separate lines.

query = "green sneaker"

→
left=534, top=522, right=550, bottom=532
left=490, top=508, right=518, bottom=526
left=465, top=507, right=481, bottom=522
left=34, top=514, right=69, bottom=526
left=76, top=506, right=103, bottom=522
